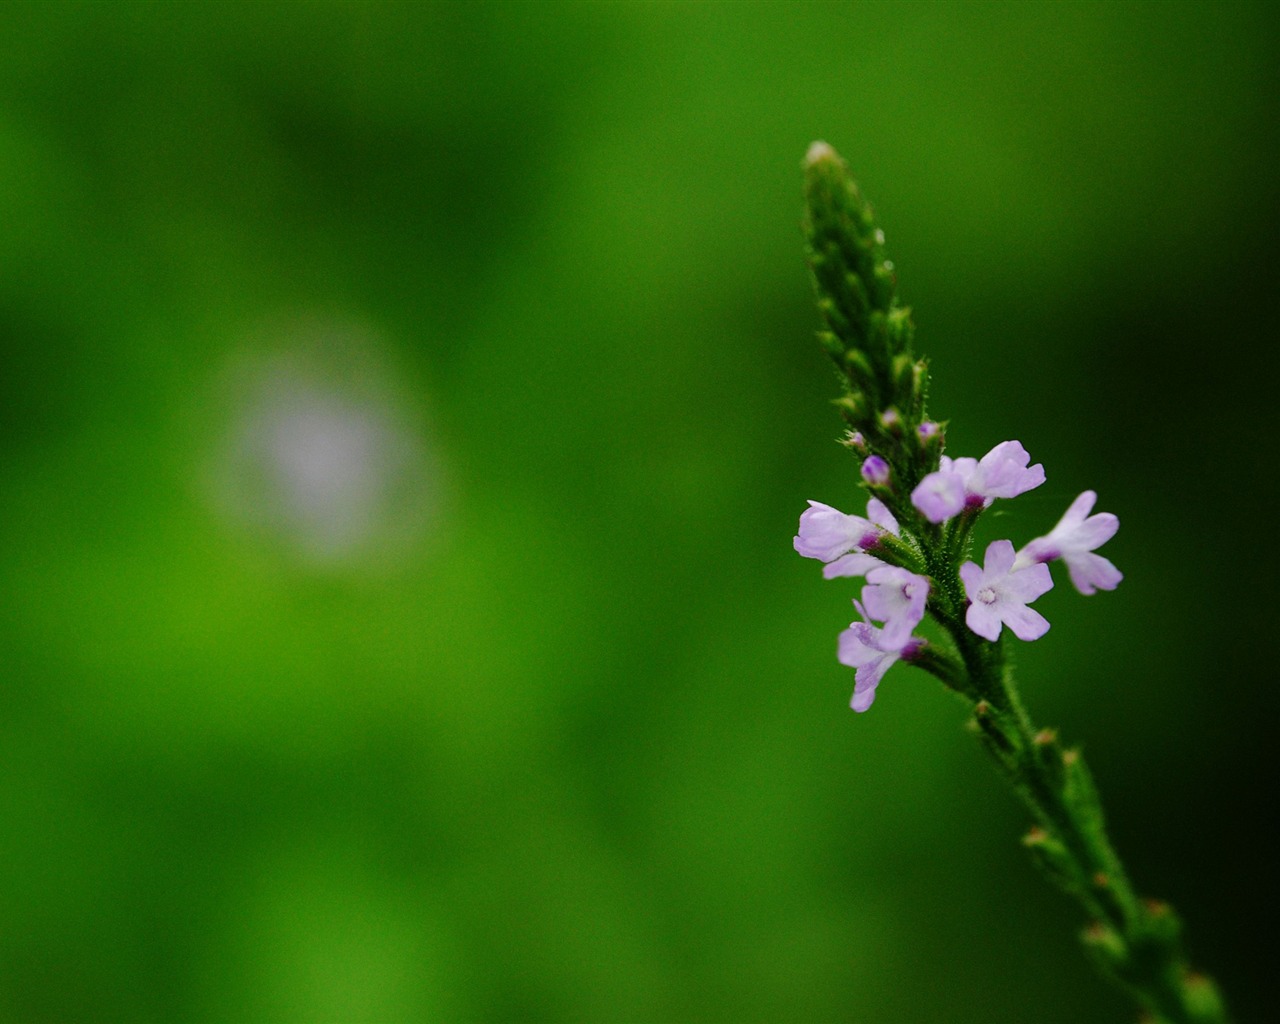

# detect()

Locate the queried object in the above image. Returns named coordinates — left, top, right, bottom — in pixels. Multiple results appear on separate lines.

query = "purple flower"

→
left=795, top=498, right=900, bottom=579
left=861, top=566, right=930, bottom=650
left=911, top=441, right=1045, bottom=523
left=838, top=601, right=922, bottom=712
left=1016, top=490, right=1122, bottom=595
left=960, top=539, right=1053, bottom=642
left=861, top=455, right=890, bottom=486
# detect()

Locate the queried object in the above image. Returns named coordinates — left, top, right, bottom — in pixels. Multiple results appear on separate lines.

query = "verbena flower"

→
left=911, top=441, right=1045, bottom=523
left=795, top=498, right=900, bottom=579
left=837, top=601, right=923, bottom=712
left=862, top=566, right=930, bottom=650
left=1015, top=490, right=1122, bottom=595
left=960, top=539, right=1053, bottom=641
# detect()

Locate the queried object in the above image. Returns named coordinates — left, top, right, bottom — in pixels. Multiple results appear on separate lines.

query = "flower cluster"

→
left=795, top=440, right=1121, bottom=711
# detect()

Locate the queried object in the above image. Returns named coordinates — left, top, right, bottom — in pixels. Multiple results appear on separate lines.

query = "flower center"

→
left=976, top=586, right=998, bottom=605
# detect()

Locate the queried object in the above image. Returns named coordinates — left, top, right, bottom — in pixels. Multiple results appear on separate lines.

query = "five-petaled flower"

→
left=1015, top=491, right=1122, bottom=596
left=960, top=539, right=1054, bottom=642
left=838, top=602, right=923, bottom=712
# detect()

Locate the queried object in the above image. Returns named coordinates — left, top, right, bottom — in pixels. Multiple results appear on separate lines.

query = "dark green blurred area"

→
left=2, top=2, right=1276, bottom=1021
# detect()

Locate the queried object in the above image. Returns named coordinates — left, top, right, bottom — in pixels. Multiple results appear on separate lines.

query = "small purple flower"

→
left=838, top=602, right=923, bottom=712
left=960, top=539, right=1053, bottom=642
left=795, top=498, right=899, bottom=579
left=917, top=421, right=941, bottom=441
left=861, top=455, right=890, bottom=486
left=911, top=441, right=1045, bottom=523
left=862, top=566, right=930, bottom=650
left=1016, top=491, right=1122, bottom=595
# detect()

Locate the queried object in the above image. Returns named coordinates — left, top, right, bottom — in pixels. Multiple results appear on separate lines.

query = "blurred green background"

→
left=2, top=2, right=1275, bottom=1021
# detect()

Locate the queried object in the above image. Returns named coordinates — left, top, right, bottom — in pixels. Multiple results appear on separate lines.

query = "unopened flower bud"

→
left=841, top=430, right=868, bottom=453
left=803, top=139, right=838, bottom=168
left=861, top=455, right=890, bottom=487
left=833, top=393, right=867, bottom=421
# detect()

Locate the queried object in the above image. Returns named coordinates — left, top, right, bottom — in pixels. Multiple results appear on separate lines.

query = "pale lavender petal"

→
left=973, top=441, right=1044, bottom=499
left=983, top=539, right=1016, bottom=576
left=855, top=645, right=898, bottom=696
left=856, top=654, right=894, bottom=690
left=877, top=616, right=915, bottom=653
left=1065, top=552, right=1123, bottom=596
left=1016, top=462, right=1047, bottom=495
left=1003, top=561, right=1054, bottom=602
left=823, top=552, right=883, bottom=579
left=860, top=582, right=899, bottom=624
left=1001, top=603, right=1051, bottom=642
left=975, top=440, right=1026, bottom=480
left=911, top=470, right=966, bottom=523
left=966, top=601, right=1003, bottom=641
left=837, top=623, right=882, bottom=668
left=1058, top=490, right=1097, bottom=529
left=864, top=564, right=911, bottom=589
left=959, top=560, right=984, bottom=594
left=850, top=677, right=881, bottom=712
left=864, top=595, right=910, bottom=650
left=865, top=498, right=899, bottom=535
left=1070, top=511, right=1119, bottom=551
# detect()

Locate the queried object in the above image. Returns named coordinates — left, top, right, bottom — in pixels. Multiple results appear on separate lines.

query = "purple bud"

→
left=861, top=455, right=890, bottom=486
left=917, top=421, right=940, bottom=441
left=880, top=409, right=901, bottom=433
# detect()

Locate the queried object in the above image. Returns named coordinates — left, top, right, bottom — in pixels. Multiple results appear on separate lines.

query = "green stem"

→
left=933, top=599, right=1231, bottom=1024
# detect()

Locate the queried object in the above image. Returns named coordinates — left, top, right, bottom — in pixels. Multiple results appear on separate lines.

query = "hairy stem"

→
left=938, top=601, right=1230, bottom=1024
